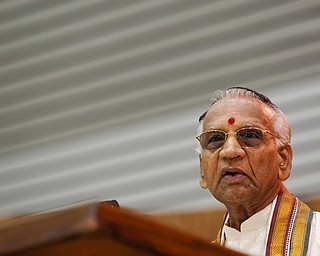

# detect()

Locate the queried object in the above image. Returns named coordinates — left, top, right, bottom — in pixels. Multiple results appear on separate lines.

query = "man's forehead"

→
left=203, top=96, right=273, bottom=126
left=207, top=96, right=263, bottom=111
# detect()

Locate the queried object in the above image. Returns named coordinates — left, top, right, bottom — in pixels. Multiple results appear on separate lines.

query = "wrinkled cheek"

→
left=204, top=172, right=218, bottom=191
left=206, top=172, right=222, bottom=195
left=254, top=159, right=278, bottom=184
left=201, top=154, right=220, bottom=191
left=203, top=166, right=219, bottom=192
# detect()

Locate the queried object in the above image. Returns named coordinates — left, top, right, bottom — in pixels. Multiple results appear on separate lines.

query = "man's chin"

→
left=213, top=187, right=252, bottom=204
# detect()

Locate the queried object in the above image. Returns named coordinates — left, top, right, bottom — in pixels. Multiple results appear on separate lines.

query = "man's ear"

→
left=199, top=154, right=208, bottom=189
left=278, top=144, right=293, bottom=181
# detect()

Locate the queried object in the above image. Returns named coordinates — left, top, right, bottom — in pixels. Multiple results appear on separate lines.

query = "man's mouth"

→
left=221, top=167, right=246, bottom=182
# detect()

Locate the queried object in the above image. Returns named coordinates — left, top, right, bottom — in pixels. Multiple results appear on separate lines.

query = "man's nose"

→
left=219, top=134, right=245, bottom=159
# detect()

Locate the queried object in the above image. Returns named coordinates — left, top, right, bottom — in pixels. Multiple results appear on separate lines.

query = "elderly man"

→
left=196, top=87, right=320, bottom=255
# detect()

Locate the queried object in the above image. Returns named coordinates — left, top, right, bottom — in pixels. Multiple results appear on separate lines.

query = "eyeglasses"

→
left=196, top=127, right=278, bottom=151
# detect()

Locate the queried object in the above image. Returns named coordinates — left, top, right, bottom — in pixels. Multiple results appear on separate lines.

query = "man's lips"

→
left=221, top=167, right=246, bottom=182
left=221, top=167, right=245, bottom=176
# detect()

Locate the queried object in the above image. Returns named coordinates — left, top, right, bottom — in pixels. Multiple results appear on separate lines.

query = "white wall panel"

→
left=1, top=0, right=320, bottom=215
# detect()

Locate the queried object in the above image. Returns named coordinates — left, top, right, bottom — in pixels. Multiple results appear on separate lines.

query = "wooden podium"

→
left=0, top=201, right=245, bottom=256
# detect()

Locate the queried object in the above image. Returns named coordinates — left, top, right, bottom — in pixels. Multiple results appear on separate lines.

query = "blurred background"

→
left=1, top=0, right=320, bottom=238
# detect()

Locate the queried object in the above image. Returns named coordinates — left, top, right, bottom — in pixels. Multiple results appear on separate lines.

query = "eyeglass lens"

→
left=199, top=128, right=264, bottom=150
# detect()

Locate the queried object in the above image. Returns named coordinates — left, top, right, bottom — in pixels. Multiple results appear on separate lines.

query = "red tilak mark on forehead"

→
left=228, top=117, right=235, bottom=125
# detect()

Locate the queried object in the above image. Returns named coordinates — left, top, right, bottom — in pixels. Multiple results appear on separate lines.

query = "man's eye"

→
left=240, top=129, right=263, bottom=139
left=209, top=133, right=225, bottom=142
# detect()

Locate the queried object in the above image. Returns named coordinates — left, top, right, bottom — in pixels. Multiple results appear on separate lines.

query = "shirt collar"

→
left=223, top=199, right=275, bottom=240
